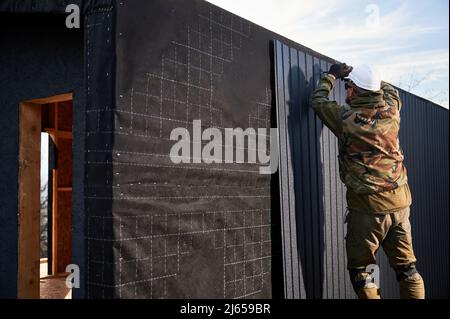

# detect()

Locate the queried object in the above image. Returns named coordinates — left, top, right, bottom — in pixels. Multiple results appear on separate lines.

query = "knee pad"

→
left=349, top=269, right=380, bottom=299
left=396, top=264, right=425, bottom=299
left=395, top=263, right=420, bottom=282
left=349, top=269, right=378, bottom=292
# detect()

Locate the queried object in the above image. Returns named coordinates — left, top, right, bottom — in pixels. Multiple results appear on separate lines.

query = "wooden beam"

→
left=25, top=93, right=73, bottom=105
left=44, top=129, right=73, bottom=139
left=18, top=102, right=41, bottom=299
left=52, top=169, right=58, bottom=276
left=52, top=103, right=59, bottom=276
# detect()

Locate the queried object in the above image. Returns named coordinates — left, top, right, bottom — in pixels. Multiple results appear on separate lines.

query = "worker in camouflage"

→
left=310, top=63, right=425, bottom=299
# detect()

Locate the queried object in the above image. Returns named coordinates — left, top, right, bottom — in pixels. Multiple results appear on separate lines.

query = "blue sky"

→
left=208, top=0, right=449, bottom=108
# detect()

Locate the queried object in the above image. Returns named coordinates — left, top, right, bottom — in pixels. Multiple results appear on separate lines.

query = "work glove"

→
left=328, top=63, right=353, bottom=80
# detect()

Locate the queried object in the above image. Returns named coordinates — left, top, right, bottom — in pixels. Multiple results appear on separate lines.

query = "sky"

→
left=207, top=0, right=449, bottom=108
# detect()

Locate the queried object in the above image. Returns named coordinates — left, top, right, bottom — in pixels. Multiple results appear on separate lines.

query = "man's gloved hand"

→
left=328, top=63, right=353, bottom=80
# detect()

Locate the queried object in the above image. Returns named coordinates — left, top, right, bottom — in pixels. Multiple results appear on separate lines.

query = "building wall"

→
left=86, top=0, right=277, bottom=299
left=0, top=0, right=447, bottom=299
left=83, top=0, right=450, bottom=299
left=83, top=2, right=116, bottom=299
left=0, top=13, right=84, bottom=297
left=0, top=0, right=115, bottom=299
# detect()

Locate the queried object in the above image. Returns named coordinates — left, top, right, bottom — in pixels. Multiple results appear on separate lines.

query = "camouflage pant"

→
left=345, top=206, right=417, bottom=269
left=345, top=206, right=425, bottom=299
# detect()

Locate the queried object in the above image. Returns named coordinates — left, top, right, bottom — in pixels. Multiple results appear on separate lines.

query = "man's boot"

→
left=357, top=284, right=381, bottom=299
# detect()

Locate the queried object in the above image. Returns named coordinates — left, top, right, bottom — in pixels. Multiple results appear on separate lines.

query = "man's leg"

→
left=348, top=269, right=380, bottom=299
left=345, top=210, right=389, bottom=299
left=382, top=207, right=425, bottom=299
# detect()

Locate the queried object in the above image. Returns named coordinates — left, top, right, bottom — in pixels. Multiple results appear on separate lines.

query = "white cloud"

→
left=379, top=50, right=449, bottom=80
left=207, top=0, right=449, bottom=108
left=207, top=0, right=345, bottom=32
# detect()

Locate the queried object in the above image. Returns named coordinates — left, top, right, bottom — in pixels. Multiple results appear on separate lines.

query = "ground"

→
left=40, top=261, right=72, bottom=299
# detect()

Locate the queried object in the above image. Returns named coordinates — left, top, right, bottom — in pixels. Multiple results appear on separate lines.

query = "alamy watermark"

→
left=65, top=4, right=80, bottom=29
left=365, top=4, right=381, bottom=28
left=365, top=264, right=380, bottom=288
left=169, top=120, right=279, bottom=175
left=65, top=264, right=80, bottom=289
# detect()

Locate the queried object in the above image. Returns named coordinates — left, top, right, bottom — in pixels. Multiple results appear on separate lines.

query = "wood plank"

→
left=25, top=93, right=73, bottom=105
left=57, top=139, right=73, bottom=187
left=57, top=100, right=73, bottom=131
left=52, top=169, right=58, bottom=275
left=52, top=100, right=73, bottom=274
left=57, top=191, right=72, bottom=273
left=44, top=129, right=73, bottom=139
left=52, top=103, right=59, bottom=275
left=18, top=102, right=41, bottom=299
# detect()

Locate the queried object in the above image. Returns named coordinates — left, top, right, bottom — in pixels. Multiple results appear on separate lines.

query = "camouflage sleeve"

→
left=381, top=81, right=402, bottom=111
left=310, top=74, right=343, bottom=136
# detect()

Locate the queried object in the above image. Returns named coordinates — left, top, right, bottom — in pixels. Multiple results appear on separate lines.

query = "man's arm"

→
left=381, top=81, right=402, bottom=111
left=310, top=73, right=344, bottom=137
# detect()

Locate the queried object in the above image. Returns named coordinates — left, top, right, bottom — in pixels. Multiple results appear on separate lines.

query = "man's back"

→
left=310, top=74, right=411, bottom=213
left=339, top=82, right=407, bottom=194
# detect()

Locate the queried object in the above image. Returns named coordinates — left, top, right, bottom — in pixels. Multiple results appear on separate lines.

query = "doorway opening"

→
left=18, top=93, right=74, bottom=299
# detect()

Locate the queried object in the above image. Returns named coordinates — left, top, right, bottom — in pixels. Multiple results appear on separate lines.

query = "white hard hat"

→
left=346, top=64, right=382, bottom=91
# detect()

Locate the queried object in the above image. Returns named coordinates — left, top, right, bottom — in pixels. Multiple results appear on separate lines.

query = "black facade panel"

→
left=395, top=90, right=449, bottom=299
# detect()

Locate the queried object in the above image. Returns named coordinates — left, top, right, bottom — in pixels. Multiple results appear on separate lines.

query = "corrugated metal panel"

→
left=396, top=89, right=450, bottom=299
left=275, top=43, right=301, bottom=298
left=274, top=40, right=353, bottom=299
left=274, top=39, right=449, bottom=299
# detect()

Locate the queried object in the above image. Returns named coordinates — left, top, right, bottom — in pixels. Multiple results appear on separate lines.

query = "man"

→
left=310, top=63, right=425, bottom=299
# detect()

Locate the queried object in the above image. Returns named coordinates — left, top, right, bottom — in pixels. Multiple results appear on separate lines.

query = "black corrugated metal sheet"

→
left=395, top=89, right=449, bottom=299
left=274, top=39, right=449, bottom=299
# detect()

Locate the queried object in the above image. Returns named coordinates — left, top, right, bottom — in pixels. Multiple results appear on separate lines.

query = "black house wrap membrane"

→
left=99, top=0, right=275, bottom=299
left=0, top=0, right=448, bottom=299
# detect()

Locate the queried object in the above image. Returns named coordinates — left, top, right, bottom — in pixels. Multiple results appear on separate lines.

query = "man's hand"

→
left=328, top=63, right=353, bottom=80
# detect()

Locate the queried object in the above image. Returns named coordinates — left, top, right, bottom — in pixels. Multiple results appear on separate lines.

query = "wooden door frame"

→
left=18, top=93, right=73, bottom=299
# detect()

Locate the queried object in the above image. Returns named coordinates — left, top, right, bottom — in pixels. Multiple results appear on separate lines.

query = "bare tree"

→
left=40, top=183, right=48, bottom=258
left=395, top=69, right=434, bottom=92
left=394, top=69, right=448, bottom=106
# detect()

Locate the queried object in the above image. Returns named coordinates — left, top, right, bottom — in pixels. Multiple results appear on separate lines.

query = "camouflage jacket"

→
left=310, top=74, right=408, bottom=195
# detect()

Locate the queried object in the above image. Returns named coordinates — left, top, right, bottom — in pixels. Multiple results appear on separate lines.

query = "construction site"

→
left=0, top=0, right=448, bottom=299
